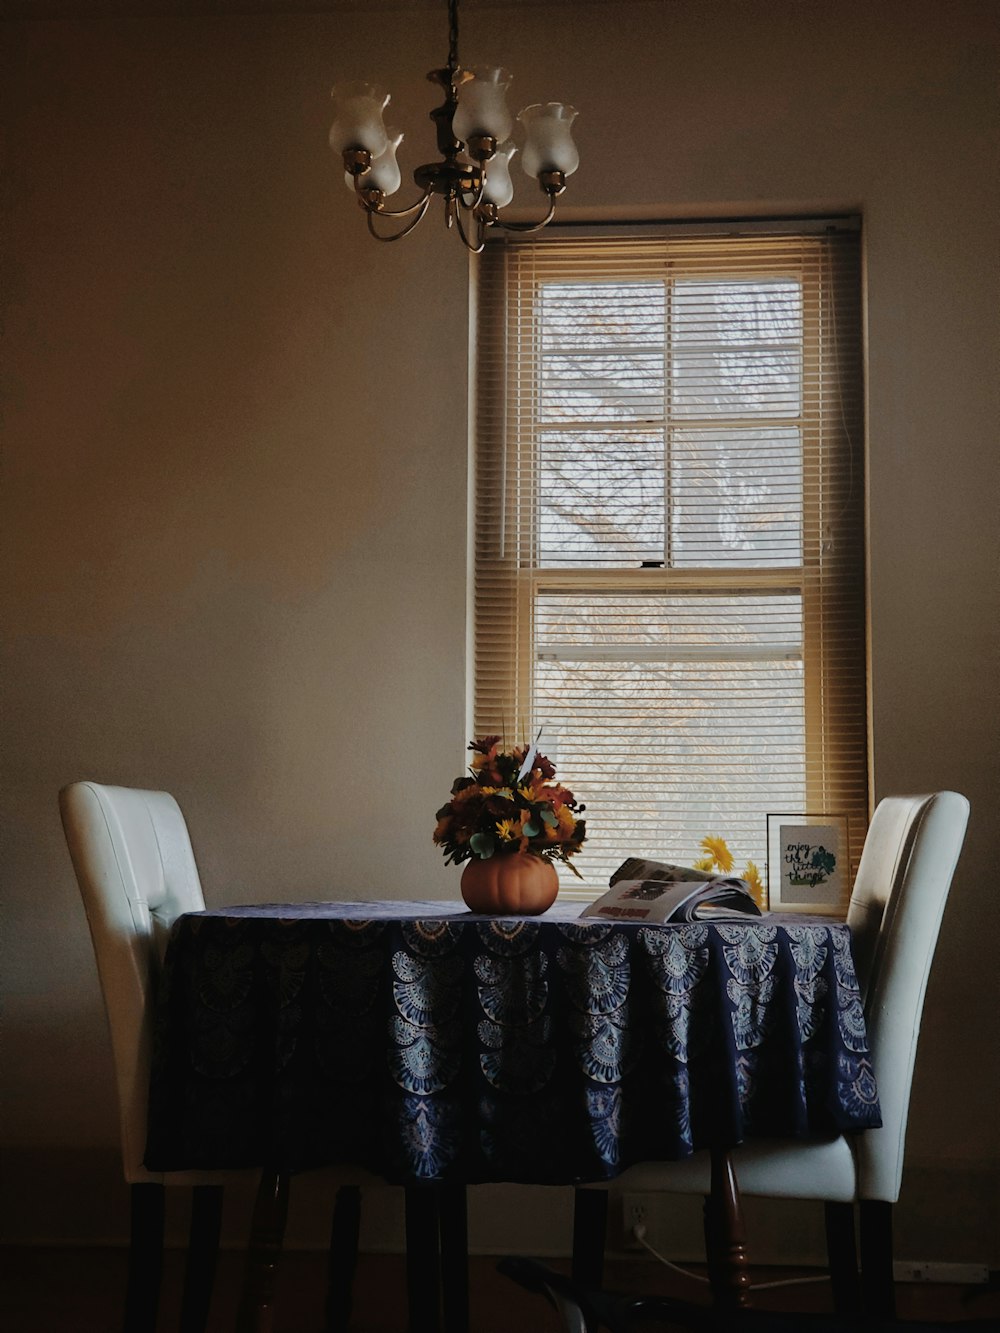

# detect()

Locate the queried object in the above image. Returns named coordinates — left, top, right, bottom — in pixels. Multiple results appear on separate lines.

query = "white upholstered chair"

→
left=61, top=781, right=258, bottom=1332
left=573, top=791, right=971, bottom=1318
left=60, top=781, right=362, bottom=1333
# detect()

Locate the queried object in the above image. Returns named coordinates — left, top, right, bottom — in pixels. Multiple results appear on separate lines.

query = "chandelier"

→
left=329, top=0, right=579, bottom=253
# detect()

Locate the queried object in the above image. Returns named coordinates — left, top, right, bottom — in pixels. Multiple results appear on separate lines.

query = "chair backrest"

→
left=847, top=794, right=940, bottom=1000
left=60, top=781, right=205, bottom=1182
left=848, top=791, right=969, bottom=1201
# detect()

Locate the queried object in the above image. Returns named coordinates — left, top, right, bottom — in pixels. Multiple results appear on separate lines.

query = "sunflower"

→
left=700, top=836, right=734, bottom=872
left=495, top=818, right=520, bottom=843
left=743, top=860, right=765, bottom=907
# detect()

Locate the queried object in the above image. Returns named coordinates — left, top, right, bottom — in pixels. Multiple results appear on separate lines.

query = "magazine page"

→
left=609, top=856, right=717, bottom=887
left=581, top=872, right=763, bottom=924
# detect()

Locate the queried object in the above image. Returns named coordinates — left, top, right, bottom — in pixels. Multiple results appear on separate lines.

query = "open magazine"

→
left=581, top=856, right=764, bottom=924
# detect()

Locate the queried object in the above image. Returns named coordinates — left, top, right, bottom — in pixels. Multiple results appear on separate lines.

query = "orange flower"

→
left=433, top=817, right=452, bottom=843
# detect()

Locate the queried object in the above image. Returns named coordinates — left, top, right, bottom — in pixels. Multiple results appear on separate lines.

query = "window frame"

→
left=472, top=221, right=868, bottom=900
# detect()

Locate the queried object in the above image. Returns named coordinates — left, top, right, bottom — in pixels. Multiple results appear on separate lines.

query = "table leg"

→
left=324, top=1184, right=361, bottom=1333
left=706, top=1146, right=751, bottom=1309
left=236, top=1169, right=289, bottom=1333
left=439, top=1183, right=469, bottom=1333
left=405, top=1185, right=442, bottom=1333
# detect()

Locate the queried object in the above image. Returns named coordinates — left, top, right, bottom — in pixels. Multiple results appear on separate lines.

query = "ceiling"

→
left=2, top=0, right=596, bottom=18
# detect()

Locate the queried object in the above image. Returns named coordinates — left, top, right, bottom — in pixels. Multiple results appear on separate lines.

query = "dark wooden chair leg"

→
left=179, top=1184, right=224, bottom=1333
left=236, top=1169, right=290, bottom=1333
left=439, top=1183, right=469, bottom=1333
left=571, top=1186, right=608, bottom=1292
left=860, top=1198, right=896, bottom=1319
left=124, top=1182, right=165, bottom=1333
left=324, top=1185, right=361, bottom=1333
left=824, top=1201, right=861, bottom=1315
left=405, top=1185, right=442, bottom=1333
left=702, top=1192, right=721, bottom=1300
left=706, top=1147, right=752, bottom=1309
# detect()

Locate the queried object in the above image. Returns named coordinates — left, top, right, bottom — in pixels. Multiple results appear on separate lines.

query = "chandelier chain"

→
left=448, top=0, right=460, bottom=72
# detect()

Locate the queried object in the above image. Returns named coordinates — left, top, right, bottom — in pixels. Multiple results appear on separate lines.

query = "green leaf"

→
left=521, top=819, right=540, bottom=837
left=540, top=809, right=558, bottom=827
left=469, top=833, right=496, bottom=858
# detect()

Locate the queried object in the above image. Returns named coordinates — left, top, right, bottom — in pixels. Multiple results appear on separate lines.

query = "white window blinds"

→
left=473, top=224, right=867, bottom=899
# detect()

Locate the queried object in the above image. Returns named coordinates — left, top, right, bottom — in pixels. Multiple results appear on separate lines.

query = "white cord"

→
left=750, top=1274, right=831, bottom=1291
left=632, top=1224, right=710, bottom=1284
left=632, top=1223, right=832, bottom=1292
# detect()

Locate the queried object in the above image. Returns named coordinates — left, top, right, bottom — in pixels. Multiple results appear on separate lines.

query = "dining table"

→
left=145, top=898, right=881, bottom=1331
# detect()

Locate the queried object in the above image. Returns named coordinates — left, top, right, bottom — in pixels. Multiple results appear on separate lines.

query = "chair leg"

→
left=124, top=1182, right=165, bottom=1333
left=179, top=1184, right=224, bottom=1333
left=439, top=1183, right=469, bottom=1333
left=324, top=1185, right=361, bottom=1333
left=571, top=1187, right=607, bottom=1292
left=705, top=1146, right=752, bottom=1309
left=859, top=1199, right=896, bottom=1319
left=236, top=1169, right=290, bottom=1333
left=405, top=1185, right=442, bottom=1333
left=824, top=1201, right=861, bottom=1315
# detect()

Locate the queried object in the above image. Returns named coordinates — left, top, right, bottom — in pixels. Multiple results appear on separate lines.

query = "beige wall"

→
left=3, top=0, right=998, bottom=1261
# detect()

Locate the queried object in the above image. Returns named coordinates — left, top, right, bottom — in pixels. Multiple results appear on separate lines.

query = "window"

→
left=473, top=224, right=867, bottom=895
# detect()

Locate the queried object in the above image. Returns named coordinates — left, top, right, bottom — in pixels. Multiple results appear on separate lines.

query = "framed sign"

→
left=766, top=813, right=850, bottom=915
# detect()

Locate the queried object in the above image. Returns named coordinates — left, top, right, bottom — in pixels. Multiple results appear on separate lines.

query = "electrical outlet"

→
left=892, top=1261, right=989, bottom=1285
left=621, top=1193, right=649, bottom=1248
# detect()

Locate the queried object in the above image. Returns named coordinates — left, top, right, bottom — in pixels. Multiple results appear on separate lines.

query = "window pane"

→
left=539, top=428, right=664, bottom=566
left=540, top=282, right=665, bottom=350
left=536, top=591, right=805, bottom=889
left=672, top=348, right=800, bottom=418
left=672, top=280, right=801, bottom=345
left=539, top=281, right=664, bottom=423
left=672, top=278, right=801, bottom=419
left=672, top=427, right=802, bottom=567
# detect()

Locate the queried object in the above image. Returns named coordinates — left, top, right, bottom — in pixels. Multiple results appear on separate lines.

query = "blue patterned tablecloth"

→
left=145, top=900, right=880, bottom=1184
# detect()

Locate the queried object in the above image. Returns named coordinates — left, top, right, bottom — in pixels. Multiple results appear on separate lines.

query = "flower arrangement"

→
left=433, top=736, right=587, bottom=875
left=694, top=836, right=765, bottom=907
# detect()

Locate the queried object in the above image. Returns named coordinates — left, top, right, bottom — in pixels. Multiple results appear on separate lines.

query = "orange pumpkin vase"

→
left=460, top=851, right=559, bottom=916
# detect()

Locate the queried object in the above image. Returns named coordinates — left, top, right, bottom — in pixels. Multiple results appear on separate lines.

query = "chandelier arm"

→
left=493, top=196, right=558, bottom=235
left=454, top=201, right=486, bottom=254
left=353, top=176, right=434, bottom=220
left=366, top=193, right=433, bottom=242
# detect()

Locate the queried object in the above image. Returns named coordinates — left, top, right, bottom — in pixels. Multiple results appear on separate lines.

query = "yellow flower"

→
left=496, top=819, right=519, bottom=843
left=692, top=857, right=716, bottom=872
left=700, top=836, right=734, bottom=872
left=551, top=805, right=577, bottom=840
left=743, top=860, right=765, bottom=908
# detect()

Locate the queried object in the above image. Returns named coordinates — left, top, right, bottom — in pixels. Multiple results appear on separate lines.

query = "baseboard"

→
left=3, top=1146, right=997, bottom=1267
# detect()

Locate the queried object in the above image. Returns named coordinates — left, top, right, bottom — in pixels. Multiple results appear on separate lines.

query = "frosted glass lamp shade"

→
left=453, top=67, right=513, bottom=143
left=482, top=140, right=517, bottom=206
left=518, top=103, right=579, bottom=178
left=345, top=128, right=403, bottom=194
left=329, top=81, right=390, bottom=157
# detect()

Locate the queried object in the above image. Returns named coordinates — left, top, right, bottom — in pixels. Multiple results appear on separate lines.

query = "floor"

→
left=2, top=1246, right=998, bottom=1332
